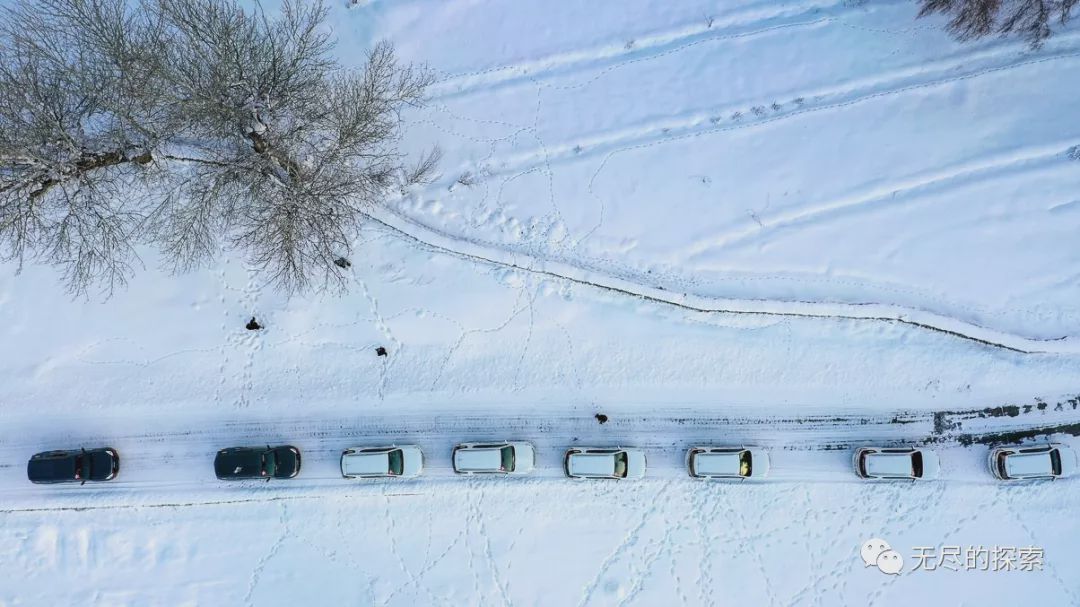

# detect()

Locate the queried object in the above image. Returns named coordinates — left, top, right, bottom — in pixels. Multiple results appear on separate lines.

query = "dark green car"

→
left=214, top=445, right=301, bottom=480
left=28, top=448, right=119, bottom=484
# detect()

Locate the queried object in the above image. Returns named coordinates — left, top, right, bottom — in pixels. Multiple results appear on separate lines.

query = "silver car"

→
left=853, top=446, right=939, bottom=481
left=340, top=445, right=423, bottom=479
left=453, top=441, right=535, bottom=475
left=988, top=444, right=1077, bottom=481
left=564, top=447, right=646, bottom=480
left=687, top=447, right=770, bottom=479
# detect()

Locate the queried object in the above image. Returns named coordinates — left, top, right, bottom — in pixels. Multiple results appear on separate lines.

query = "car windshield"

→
left=74, top=454, right=85, bottom=480
left=500, top=446, right=514, bottom=472
left=262, top=451, right=276, bottom=477
left=1050, top=449, right=1062, bottom=476
left=388, top=449, right=404, bottom=476
left=613, top=452, right=628, bottom=478
left=739, top=450, right=752, bottom=477
left=996, top=452, right=1010, bottom=477
left=911, top=451, right=923, bottom=478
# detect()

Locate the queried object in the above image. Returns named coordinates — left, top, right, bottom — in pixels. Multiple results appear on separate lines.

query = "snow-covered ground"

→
left=5, top=480, right=1080, bottom=605
left=2, top=0, right=1080, bottom=604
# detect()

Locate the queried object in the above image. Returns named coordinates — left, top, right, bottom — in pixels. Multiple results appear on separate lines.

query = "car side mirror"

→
left=81, top=479, right=86, bottom=486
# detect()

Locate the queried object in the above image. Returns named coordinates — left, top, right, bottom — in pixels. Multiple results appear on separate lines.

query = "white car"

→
left=564, top=447, right=646, bottom=480
left=988, top=444, right=1077, bottom=481
left=686, top=447, right=770, bottom=479
left=340, top=445, right=423, bottom=479
left=453, top=441, right=535, bottom=475
left=853, top=446, right=939, bottom=480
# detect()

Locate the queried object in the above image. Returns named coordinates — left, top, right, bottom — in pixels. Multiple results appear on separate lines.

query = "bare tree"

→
left=153, top=0, right=438, bottom=292
left=918, top=0, right=1079, bottom=47
left=0, top=0, right=436, bottom=295
left=0, top=0, right=170, bottom=293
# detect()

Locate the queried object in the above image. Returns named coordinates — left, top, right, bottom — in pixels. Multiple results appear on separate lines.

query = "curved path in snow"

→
left=365, top=207, right=1079, bottom=354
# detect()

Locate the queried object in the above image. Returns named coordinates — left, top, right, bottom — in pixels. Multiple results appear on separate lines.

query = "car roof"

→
left=28, top=452, right=77, bottom=480
left=342, top=450, right=391, bottom=476
left=693, top=451, right=742, bottom=476
left=1005, top=451, right=1053, bottom=477
left=569, top=452, right=617, bottom=476
left=215, top=448, right=263, bottom=476
left=864, top=451, right=914, bottom=477
left=455, top=447, right=504, bottom=471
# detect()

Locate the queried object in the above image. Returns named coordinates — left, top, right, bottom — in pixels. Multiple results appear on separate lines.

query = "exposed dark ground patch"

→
left=956, top=422, right=1080, bottom=446
left=979, top=405, right=1021, bottom=418
left=926, top=394, right=1080, bottom=447
left=771, top=395, right=1080, bottom=450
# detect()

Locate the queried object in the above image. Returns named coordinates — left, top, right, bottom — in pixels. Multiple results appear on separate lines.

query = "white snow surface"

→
left=2, top=0, right=1080, bottom=604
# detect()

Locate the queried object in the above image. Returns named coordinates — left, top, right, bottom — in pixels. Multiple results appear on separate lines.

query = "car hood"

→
left=86, top=449, right=116, bottom=481
left=1058, top=445, right=1078, bottom=478
left=511, top=443, right=535, bottom=474
left=399, top=446, right=423, bottom=477
left=273, top=447, right=301, bottom=478
left=751, top=450, right=771, bottom=478
left=624, top=450, right=647, bottom=479
left=918, top=450, right=940, bottom=480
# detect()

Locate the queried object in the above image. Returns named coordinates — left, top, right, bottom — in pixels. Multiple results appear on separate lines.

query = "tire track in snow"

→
left=427, top=21, right=1080, bottom=184
left=676, top=140, right=1079, bottom=258
left=428, top=1, right=845, bottom=101
left=661, top=144, right=1080, bottom=328
left=570, top=38, right=1080, bottom=188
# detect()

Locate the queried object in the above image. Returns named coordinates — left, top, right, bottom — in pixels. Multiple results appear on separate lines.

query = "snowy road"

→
left=1, top=405, right=1077, bottom=510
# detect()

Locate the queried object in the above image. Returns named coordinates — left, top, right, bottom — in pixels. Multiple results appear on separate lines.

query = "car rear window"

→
left=912, top=451, right=923, bottom=478
left=1050, top=449, right=1062, bottom=476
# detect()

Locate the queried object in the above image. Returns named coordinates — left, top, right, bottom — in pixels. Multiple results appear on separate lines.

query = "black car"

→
left=28, top=448, right=119, bottom=484
left=215, top=445, right=301, bottom=480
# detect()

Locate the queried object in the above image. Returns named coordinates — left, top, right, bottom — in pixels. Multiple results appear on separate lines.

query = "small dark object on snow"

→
left=375, top=346, right=388, bottom=357
left=595, top=413, right=608, bottom=424
left=334, top=257, right=351, bottom=269
left=246, top=317, right=262, bottom=331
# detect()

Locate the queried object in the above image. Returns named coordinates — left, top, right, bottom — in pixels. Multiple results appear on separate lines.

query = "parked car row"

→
left=26, top=442, right=1078, bottom=484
